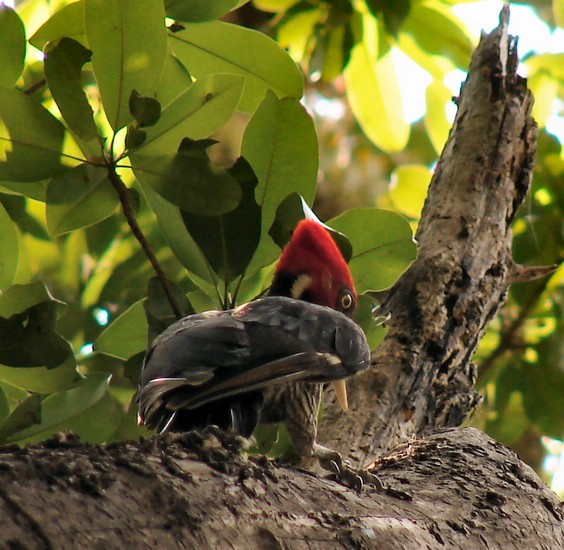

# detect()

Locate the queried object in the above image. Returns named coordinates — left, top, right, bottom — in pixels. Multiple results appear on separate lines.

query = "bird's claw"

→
left=313, top=444, right=383, bottom=492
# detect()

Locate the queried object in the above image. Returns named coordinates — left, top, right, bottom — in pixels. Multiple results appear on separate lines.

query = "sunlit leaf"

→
left=44, top=37, right=98, bottom=140
left=0, top=87, right=67, bottom=182
left=46, top=164, right=119, bottom=236
left=277, top=5, right=323, bottom=62
left=0, top=202, right=19, bottom=289
left=165, top=0, right=240, bottom=21
left=85, top=0, right=167, bottom=130
left=329, top=208, right=417, bottom=292
left=94, top=300, right=147, bottom=361
left=169, top=21, right=303, bottom=113
left=154, top=50, right=193, bottom=109
left=425, top=79, right=452, bottom=155
left=30, top=1, right=85, bottom=50
left=0, top=5, right=26, bottom=87
left=525, top=53, right=564, bottom=82
left=132, top=138, right=241, bottom=216
left=344, top=25, right=409, bottom=153
left=554, top=0, right=564, bottom=28
left=242, top=91, right=317, bottom=272
left=139, top=73, right=244, bottom=155
left=388, top=164, right=432, bottom=219
left=400, top=2, right=472, bottom=70
left=528, top=71, right=559, bottom=128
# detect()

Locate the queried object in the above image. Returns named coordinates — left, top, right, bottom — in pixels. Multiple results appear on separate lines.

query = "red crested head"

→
left=271, top=220, right=357, bottom=315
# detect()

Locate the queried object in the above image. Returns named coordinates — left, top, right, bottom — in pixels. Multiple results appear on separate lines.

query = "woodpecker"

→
left=137, top=220, right=370, bottom=474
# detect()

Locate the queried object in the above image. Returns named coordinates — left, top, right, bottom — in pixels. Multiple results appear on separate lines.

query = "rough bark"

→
left=0, top=8, right=562, bottom=550
left=318, top=6, right=539, bottom=466
left=0, top=428, right=562, bottom=549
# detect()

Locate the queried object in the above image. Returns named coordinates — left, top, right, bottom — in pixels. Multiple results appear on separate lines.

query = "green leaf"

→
left=344, top=32, right=409, bottom=153
left=424, top=79, right=452, bottom=155
left=44, top=37, right=99, bottom=141
left=365, top=0, right=410, bottom=36
left=0, top=360, right=82, bottom=394
left=181, top=157, right=261, bottom=285
left=0, top=87, right=68, bottom=182
left=388, top=164, right=431, bottom=219
left=169, top=21, right=303, bottom=113
left=0, top=302, right=73, bottom=369
left=0, top=394, right=42, bottom=444
left=62, top=390, right=122, bottom=444
left=521, top=326, right=564, bottom=439
left=329, top=208, right=416, bottom=292
left=137, top=181, right=214, bottom=285
left=356, top=294, right=387, bottom=350
left=400, top=3, right=472, bottom=70
left=30, top=1, right=86, bottom=51
left=154, top=50, right=193, bottom=110
left=125, top=125, right=147, bottom=150
left=85, top=0, right=167, bottom=131
left=0, top=202, right=19, bottom=289
left=242, top=91, right=318, bottom=272
left=0, top=385, right=10, bottom=427
left=132, top=138, right=242, bottom=216
left=107, top=393, right=150, bottom=442
left=139, top=73, right=244, bottom=155
left=144, top=277, right=192, bottom=347
left=46, top=164, right=119, bottom=236
left=528, top=71, right=559, bottom=129
left=165, top=0, right=240, bottom=22
left=525, top=53, right=564, bottom=83
left=0, top=281, right=66, bottom=319
left=129, top=90, right=161, bottom=128
left=0, top=5, right=26, bottom=87
left=94, top=300, right=147, bottom=361
left=0, top=373, right=111, bottom=444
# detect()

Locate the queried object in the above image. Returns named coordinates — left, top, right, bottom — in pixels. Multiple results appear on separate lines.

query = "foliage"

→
left=0, top=0, right=561, bottom=492
left=0, top=0, right=415, bottom=447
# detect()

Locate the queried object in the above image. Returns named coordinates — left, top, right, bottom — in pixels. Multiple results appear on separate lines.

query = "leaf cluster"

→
left=0, top=0, right=415, bottom=447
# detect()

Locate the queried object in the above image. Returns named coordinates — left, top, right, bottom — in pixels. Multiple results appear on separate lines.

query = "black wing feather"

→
left=137, top=296, right=369, bottom=436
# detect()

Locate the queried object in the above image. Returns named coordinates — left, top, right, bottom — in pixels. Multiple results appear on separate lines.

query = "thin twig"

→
left=107, top=165, right=183, bottom=320
left=24, top=78, right=47, bottom=95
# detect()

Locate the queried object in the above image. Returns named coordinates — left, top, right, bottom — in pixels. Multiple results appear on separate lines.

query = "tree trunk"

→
left=0, top=427, right=562, bottom=549
left=0, top=8, right=561, bottom=550
left=318, top=5, right=541, bottom=465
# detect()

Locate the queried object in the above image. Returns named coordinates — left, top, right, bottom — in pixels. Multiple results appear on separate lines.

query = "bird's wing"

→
left=137, top=296, right=370, bottom=431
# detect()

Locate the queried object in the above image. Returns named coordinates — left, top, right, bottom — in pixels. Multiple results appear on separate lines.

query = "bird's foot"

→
left=312, top=443, right=383, bottom=493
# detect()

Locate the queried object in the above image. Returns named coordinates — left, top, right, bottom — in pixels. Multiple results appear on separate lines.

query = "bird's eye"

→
left=339, top=289, right=355, bottom=313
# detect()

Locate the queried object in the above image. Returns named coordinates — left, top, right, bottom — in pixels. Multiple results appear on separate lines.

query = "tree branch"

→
left=107, top=166, right=183, bottom=320
left=0, top=428, right=561, bottom=549
left=318, top=6, right=538, bottom=464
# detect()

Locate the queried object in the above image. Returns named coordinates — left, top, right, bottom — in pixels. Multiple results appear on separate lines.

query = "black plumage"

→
left=138, top=296, right=370, bottom=437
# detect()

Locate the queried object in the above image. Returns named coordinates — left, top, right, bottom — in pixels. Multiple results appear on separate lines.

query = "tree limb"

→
left=318, top=5, right=539, bottom=465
